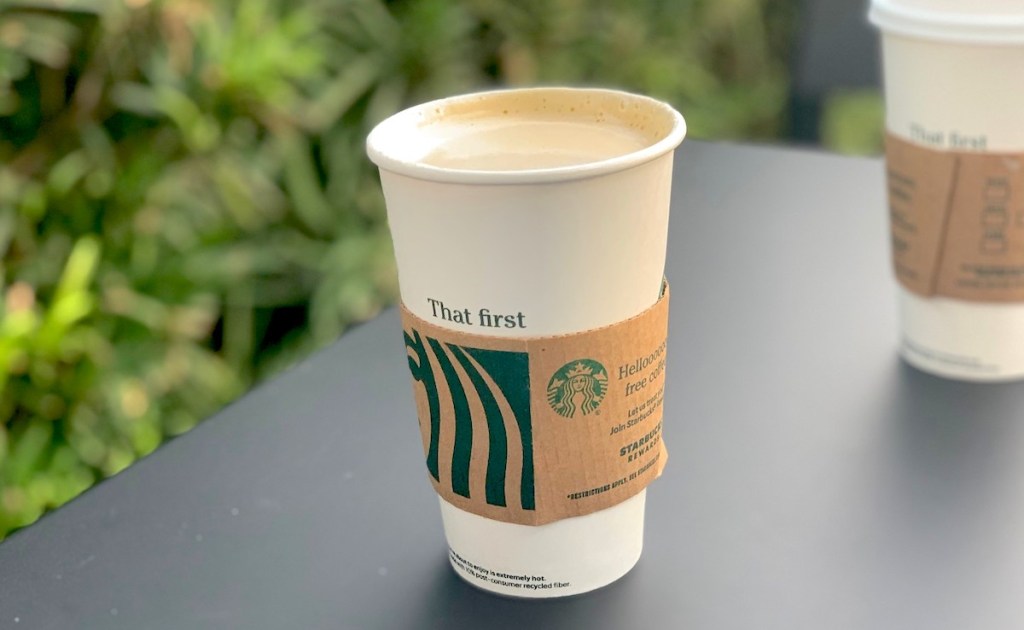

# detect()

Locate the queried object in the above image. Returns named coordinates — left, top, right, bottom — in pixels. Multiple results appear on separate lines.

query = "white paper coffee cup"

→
left=367, top=88, right=685, bottom=596
left=871, top=0, right=1024, bottom=380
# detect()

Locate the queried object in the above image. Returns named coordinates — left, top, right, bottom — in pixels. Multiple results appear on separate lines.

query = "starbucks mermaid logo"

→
left=546, top=359, right=608, bottom=418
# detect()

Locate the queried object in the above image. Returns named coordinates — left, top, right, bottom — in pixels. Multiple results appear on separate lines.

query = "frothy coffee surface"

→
left=367, top=88, right=680, bottom=178
left=421, top=117, right=650, bottom=171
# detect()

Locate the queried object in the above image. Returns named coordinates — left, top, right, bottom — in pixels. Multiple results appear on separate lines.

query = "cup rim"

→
left=870, top=0, right=1024, bottom=45
left=365, top=87, right=686, bottom=185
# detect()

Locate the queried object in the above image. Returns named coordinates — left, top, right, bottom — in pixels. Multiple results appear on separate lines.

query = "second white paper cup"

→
left=871, top=0, right=1024, bottom=380
left=368, top=88, right=685, bottom=596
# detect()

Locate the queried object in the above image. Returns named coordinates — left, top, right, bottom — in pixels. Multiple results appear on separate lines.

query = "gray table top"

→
left=5, top=141, right=1024, bottom=630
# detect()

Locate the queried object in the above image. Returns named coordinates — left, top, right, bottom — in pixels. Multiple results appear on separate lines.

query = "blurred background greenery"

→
left=0, top=0, right=883, bottom=538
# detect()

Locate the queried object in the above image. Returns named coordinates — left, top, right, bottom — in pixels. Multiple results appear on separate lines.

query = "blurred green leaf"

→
left=820, top=89, right=885, bottom=156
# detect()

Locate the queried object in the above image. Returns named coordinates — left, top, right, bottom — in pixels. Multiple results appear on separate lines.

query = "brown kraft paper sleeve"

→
left=400, top=283, right=670, bottom=526
left=885, top=133, right=1024, bottom=301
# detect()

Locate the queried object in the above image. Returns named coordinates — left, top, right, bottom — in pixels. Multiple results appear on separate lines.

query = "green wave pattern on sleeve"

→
left=448, top=344, right=508, bottom=508
left=404, top=329, right=440, bottom=481
left=427, top=338, right=473, bottom=499
left=464, top=347, right=534, bottom=511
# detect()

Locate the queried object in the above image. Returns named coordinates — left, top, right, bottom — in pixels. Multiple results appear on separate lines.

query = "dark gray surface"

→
left=5, top=142, right=1024, bottom=630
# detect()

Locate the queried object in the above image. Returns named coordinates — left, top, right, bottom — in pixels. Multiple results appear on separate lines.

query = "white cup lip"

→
left=870, top=0, right=1024, bottom=45
left=366, top=87, right=686, bottom=185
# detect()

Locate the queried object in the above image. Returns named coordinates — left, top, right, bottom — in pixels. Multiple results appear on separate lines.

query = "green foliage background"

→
left=0, top=0, right=803, bottom=538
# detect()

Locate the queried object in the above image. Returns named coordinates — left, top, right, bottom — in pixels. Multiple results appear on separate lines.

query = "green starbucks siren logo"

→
left=546, top=359, right=608, bottom=418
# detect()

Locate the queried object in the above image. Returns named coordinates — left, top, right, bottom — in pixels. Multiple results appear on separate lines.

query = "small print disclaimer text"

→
left=449, top=550, right=570, bottom=591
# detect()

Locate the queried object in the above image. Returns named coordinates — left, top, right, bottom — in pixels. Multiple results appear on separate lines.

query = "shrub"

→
left=0, top=0, right=793, bottom=538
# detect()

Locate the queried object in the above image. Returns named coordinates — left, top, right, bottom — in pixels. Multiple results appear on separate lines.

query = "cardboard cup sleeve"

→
left=886, top=133, right=1024, bottom=302
left=401, top=283, right=670, bottom=527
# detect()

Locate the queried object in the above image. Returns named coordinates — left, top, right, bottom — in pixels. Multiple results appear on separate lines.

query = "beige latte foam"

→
left=422, top=119, right=648, bottom=170
left=416, top=91, right=669, bottom=172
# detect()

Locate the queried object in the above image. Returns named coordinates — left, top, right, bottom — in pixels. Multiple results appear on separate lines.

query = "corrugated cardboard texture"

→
left=400, top=285, right=670, bottom=526
left=886, top=134, right=1024, bottom=301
